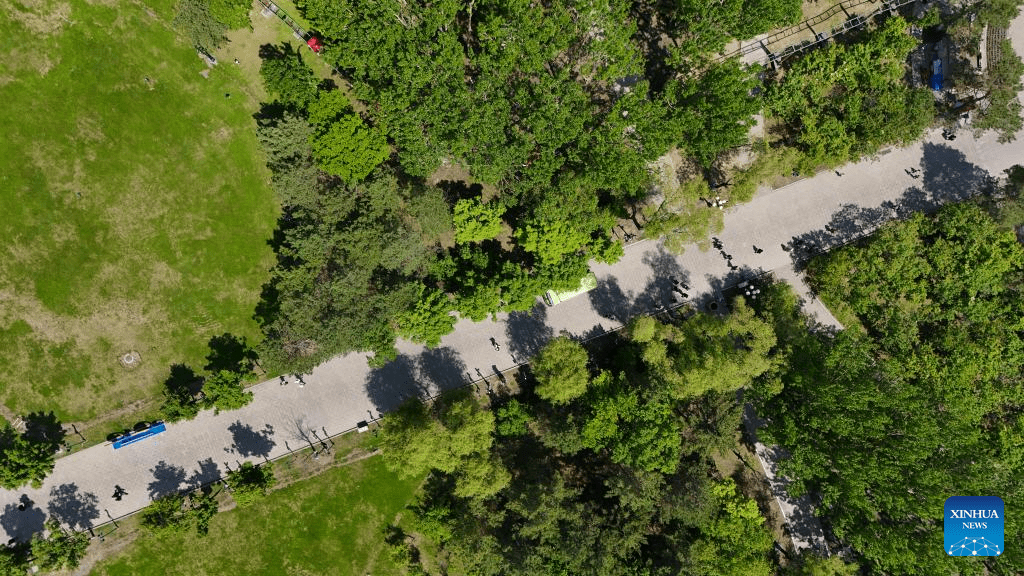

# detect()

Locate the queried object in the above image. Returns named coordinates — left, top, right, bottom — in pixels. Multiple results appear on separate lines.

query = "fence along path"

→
left=256, top=0, right=307, bottom=39
left=719, top=0, right=921, bottom=65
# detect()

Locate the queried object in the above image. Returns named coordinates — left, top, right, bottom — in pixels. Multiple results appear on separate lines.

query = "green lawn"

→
left=0, top=0, right=278, bottom=421
left=92, top=455, right=421, bottom=576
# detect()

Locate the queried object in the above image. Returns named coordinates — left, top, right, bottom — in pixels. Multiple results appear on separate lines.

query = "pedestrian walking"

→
left=753, top=245, right=763, bottom=254
left=490, top=337, right=501, bottom=352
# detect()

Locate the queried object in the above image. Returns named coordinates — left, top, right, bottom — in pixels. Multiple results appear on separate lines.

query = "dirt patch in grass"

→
left=2, top=0, right=73, bottom=35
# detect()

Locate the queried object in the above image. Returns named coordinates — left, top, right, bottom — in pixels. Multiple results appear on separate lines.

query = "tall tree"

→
left=0, top=544, right=28, bottom=576
left=29, top=519, right=90, bottom=572
left=767, top=17, right=934, bottom=168
left=140, top=492, right=220, bottom=537
left=531, top=336, right=592, bottom=405
left=681, top=479, right=774, bottom=576
left=260, top=44, right=320, bottom=111
left=208, top=0, right=251, bottom=29
left=972, top=39, right=1024, bottom=142
left=172, top=0, right=226, bottom=52
left=308, top=90, right=390, bottom=183
left=379, top=393, right=508, bottom=498
left=200, top=370, right=253, bottom=414
left=664, top=59, right=762, bottom=166
left=0, top=422, right=57, bottom=490
left=452, top=198, right=504, bottom=244
left=226, top=461, right=276, bottom=507
left=763, top=204, right=1024, bottom=575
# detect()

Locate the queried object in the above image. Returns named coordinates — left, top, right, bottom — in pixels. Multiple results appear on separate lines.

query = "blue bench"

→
left=113, top=422, right=166, bottom=449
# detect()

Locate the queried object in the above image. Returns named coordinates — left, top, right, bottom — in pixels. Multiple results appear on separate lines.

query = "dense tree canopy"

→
left=227, top=461, right=276, bottom=507
left=245, top=0, right=991, bottom=367
left=30, top=519, right=90, bottom=572
left=0, top=420, right=58, bottom=489
left=141, top=492, right=220, bottom=537
left=259, top=44, right=319, bottom=111
left=767, top=17, right=934, bottom=169
left=172, top=0, right=226, bottom=52
left=531, top=336, right=592, bottom=405
left=200, top=370, right=253, bottom=414
left=388, top=305, right=785, bottom=574
left=759, top=203, right=1024, bottom=575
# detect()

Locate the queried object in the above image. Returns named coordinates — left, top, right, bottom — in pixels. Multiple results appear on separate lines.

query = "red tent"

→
left=306, top=36, right=323, bottom=53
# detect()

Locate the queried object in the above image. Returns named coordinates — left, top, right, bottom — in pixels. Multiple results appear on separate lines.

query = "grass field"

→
left=91, top=455, right=421, bottom=576
left=0, top=0, right=280, bottom=422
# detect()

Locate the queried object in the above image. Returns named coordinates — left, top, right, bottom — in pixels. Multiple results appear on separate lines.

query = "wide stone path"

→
left=3, top=47, right=1024, bottom=548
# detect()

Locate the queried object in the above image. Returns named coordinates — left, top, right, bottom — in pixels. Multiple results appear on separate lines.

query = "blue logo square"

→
left=944, top=496, right=1004, bottom=557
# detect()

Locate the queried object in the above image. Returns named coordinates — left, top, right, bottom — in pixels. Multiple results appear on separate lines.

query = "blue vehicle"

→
left=930, top=59, right=943, bottom=91
left=113, top=421, right=166, bottom=449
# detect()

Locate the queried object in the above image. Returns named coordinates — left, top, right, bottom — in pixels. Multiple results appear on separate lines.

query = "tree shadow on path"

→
left=227, top=421, right=276, bottom=458
left=505, top=303, right=554, bottom=364
left=46, top=483, right=99, bottom=531
left=0, top=501, right=45, bottom=543
left=635, top=246, right=689, bottom=314
left=787, top=143, right=993, bottom=270
left=364, top=355, right=426, bottom=414
left=417, top=346, right=468, bottom=395
left=148, top=461, right=188, bottom=499
left=588, top=277, right=632, bottom=325
left=188, top=458, right=222, bottom=488
left=23, top=411, right=65, bottom=452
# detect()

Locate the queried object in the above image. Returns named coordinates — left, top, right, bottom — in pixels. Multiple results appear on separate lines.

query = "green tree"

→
left=453, top=452, right=511, bottom=499
left=159, top=381, right=200, bottom=423
left=972, top=39, right=1024, bottom=142
left=496, top=398, right=532, bottom=436
left=395, top=287, right=456, bottom=347
left=453, top=198, right=505, bottom=243
left=665, top=59, right=762, bottom=166
left=29, top=519, right=89, bottom=572
left=683, top=479, right=773, bottom=576
left=308, top=90, right=390, bottom=183
left=226, top=461, right=276, bottom=507
left=579, top=373, right=683, bottom=473
left=785, top=553, right=860, bottom=576
left=735, top=0, right=801, bottom=37
left=200, top=370, right=253, bottom=414
left=977, top=0, right=1024, bottom=28
left=140, top=492, right=219, bottom=537
left=190, top=492, right=219, bottom=535
left=532, top=336, right=591, bottom=405
left=0, top=543, right=28, bottom=576
left=379, top=393, right=497, bottom=480
left=172, top=0, right=226, bottom=52
left=767, top=17, right=934, bottom=168
left=515, top=218, right=594, bottom=267
left=642, top=176, right=722, bottom=254
left=765, top=204, right=1024, bottom=575
left=630, top=299, right=777, bottom=399
left=140, top=493, right=193, bottom=536
left=0, top=423, right=56, bottom=490
left=208, top=0, right=250, bottom=29
left=260, top=44, right=319, bottom=111
left=255, top=110, right=319, bottom=208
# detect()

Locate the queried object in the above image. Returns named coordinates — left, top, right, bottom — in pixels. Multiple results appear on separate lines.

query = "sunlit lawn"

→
left=0, top=0, right=278, bottom=421
left=92, top=455, right=421, bottom=576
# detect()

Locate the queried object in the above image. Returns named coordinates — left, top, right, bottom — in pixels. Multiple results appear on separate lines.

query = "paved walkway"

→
left=3, top=23, right=1024, bottom=544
